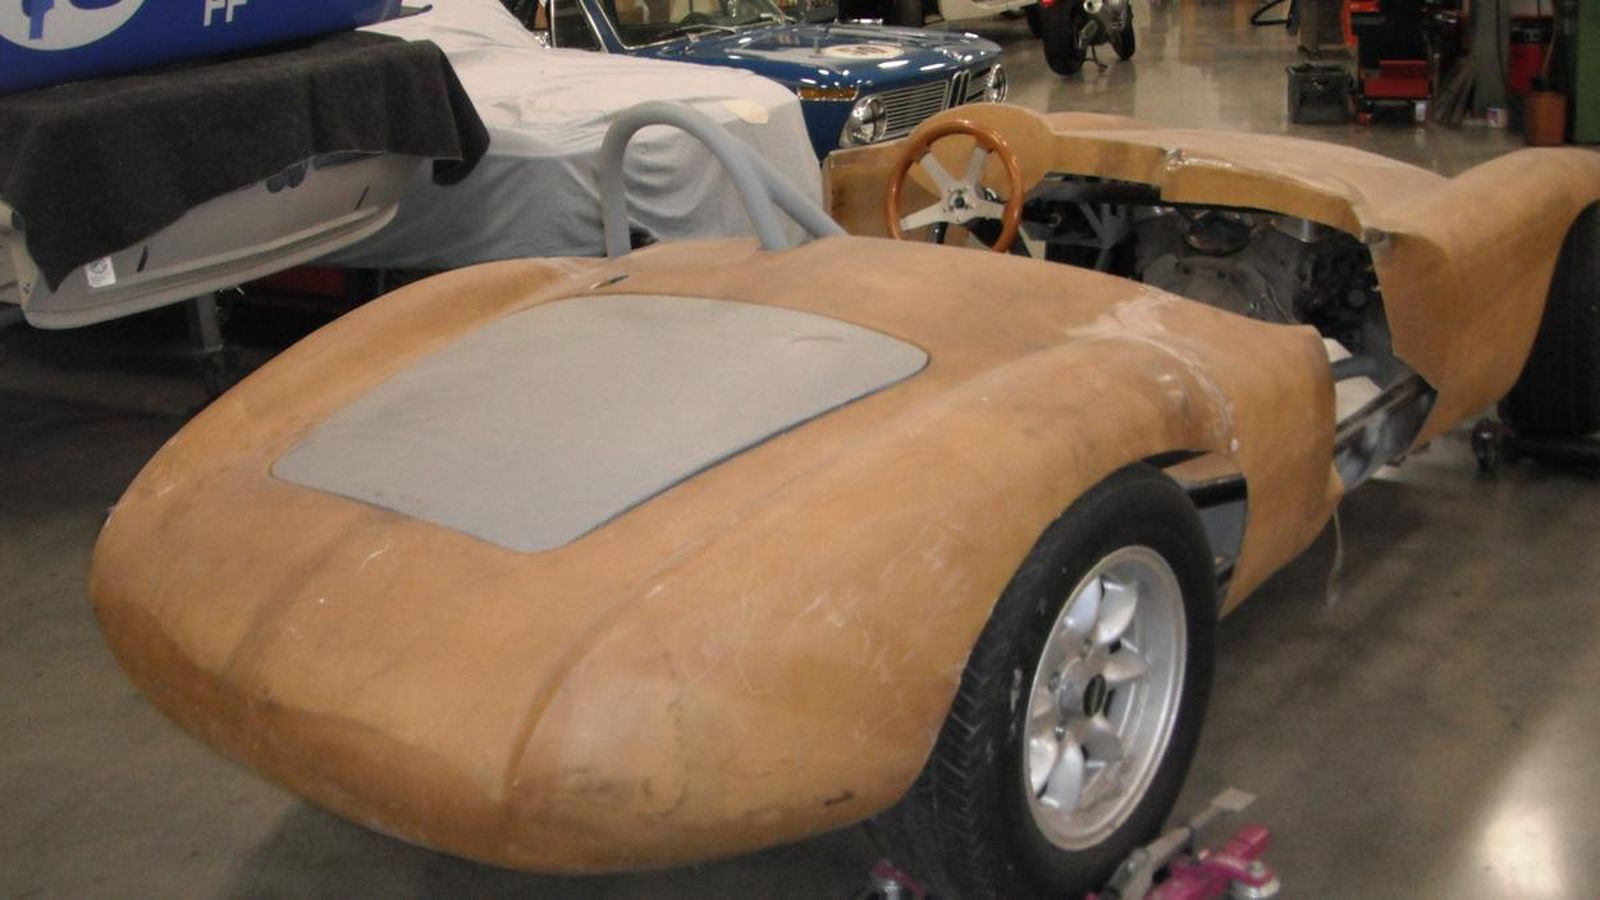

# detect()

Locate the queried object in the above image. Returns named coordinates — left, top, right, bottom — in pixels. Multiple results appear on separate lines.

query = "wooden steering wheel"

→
left=885, top=119, right=1026, bottom=253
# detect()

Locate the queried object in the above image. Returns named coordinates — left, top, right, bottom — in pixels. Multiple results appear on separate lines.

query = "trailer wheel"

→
left=1112, top=11, right=1136, bottom=59
left=1041, top=1, right=1088, bottom=76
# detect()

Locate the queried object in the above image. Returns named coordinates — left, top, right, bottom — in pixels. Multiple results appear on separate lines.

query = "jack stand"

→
left=1092, top=788, right=1280, bottom=900
left=862, top=788, right=1276, bottom=899
left=858, top=859, right=928, bottom=900
left=186, top=293, right=240, bottom=400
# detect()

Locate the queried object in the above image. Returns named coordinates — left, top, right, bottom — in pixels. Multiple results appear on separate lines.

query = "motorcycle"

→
left=1039, top=0, right=1135, bottom=76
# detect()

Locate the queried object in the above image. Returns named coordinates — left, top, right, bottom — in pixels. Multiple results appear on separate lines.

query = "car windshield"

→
left=605, top=0, right=789, bottom=47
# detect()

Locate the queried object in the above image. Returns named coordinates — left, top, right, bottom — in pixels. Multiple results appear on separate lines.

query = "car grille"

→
left=877, top=79, right=954, bottom=140
left=956, top=66, right=997, bottom=105
left=869, top=66, right=997, bottom=143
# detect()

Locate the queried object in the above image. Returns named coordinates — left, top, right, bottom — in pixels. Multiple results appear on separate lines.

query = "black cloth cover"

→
left=0, top=31, right=490, bottom=290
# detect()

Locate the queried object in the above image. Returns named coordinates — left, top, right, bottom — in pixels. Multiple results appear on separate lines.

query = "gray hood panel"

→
left=272, top=293, right=928, bottom=552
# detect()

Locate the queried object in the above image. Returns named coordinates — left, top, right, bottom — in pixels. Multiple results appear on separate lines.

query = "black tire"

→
left=1041, top=1, right=1088, bottom=76
left=834, top=0, right=876, bottom=20
left=873, top=464, right=1217, bottom=897
left=1024, top=3, right=1044, bottom=36
left=1502, top=202, right=1600, bottom=438
left=890, top=0, right=926, bottom=27
left=1112, top=10, right=1135, bottom=59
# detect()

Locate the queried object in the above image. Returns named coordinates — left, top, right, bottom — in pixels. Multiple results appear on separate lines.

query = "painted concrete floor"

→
left=4, top=3, right=1597, bottom=897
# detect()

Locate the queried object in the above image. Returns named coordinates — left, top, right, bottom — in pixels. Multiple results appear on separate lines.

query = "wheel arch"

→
left=1374, top=152, right=1600, bottom=440
left=505, top=331, right=1329, bottom=867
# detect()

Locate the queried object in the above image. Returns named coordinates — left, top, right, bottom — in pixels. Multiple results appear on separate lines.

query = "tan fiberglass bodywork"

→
left=827, top=104, right=1600, bottom=438
left=92, top=108, right=1599, bottom=873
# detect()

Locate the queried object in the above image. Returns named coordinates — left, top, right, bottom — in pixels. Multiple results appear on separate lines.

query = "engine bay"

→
left=1013, top=173, right=1438, bottom=487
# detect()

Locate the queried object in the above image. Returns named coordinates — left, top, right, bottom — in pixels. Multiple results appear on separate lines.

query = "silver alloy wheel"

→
left=1022, top=545, right=1187, bottom=850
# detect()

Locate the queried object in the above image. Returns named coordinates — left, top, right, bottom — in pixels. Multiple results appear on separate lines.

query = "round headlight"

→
left=841, top=96, right=887, bottom=147
left=985, top=65, right=1008, bottom=103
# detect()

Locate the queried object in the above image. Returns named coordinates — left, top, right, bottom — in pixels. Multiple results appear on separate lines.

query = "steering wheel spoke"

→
left=962, top=147, right=992, bottom=186
left=885, top=119, right=1025, bottom=253
left=969, top=196, right=1007, bottom=221
left=919, top=153, right=961, bottom=194
left=900, top=202, right=951, bottom=232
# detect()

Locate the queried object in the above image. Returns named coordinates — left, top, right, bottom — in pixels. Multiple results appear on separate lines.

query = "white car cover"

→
left=327, top=0, right=821, bottom=269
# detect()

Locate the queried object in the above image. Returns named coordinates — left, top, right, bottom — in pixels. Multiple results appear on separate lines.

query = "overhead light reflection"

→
left=1480, top=798, right=1566, bottom=897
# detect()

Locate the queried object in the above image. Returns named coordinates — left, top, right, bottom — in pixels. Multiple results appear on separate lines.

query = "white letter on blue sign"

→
left=203, top=0, right=248, bottom=26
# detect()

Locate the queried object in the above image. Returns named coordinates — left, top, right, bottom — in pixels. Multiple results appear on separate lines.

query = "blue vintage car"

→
left=510, top=0, right=1005, bottom=157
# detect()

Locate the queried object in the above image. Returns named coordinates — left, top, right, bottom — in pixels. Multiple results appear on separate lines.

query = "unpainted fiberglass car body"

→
left=91, top=103, right=1600, bottom=894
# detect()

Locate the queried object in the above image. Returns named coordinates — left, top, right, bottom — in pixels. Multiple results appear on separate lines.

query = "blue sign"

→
left=0, top=0, right=407, bottom=95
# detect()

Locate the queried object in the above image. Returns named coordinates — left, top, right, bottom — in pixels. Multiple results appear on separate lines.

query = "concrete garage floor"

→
left=4, top=3, right=1597, bottom=897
